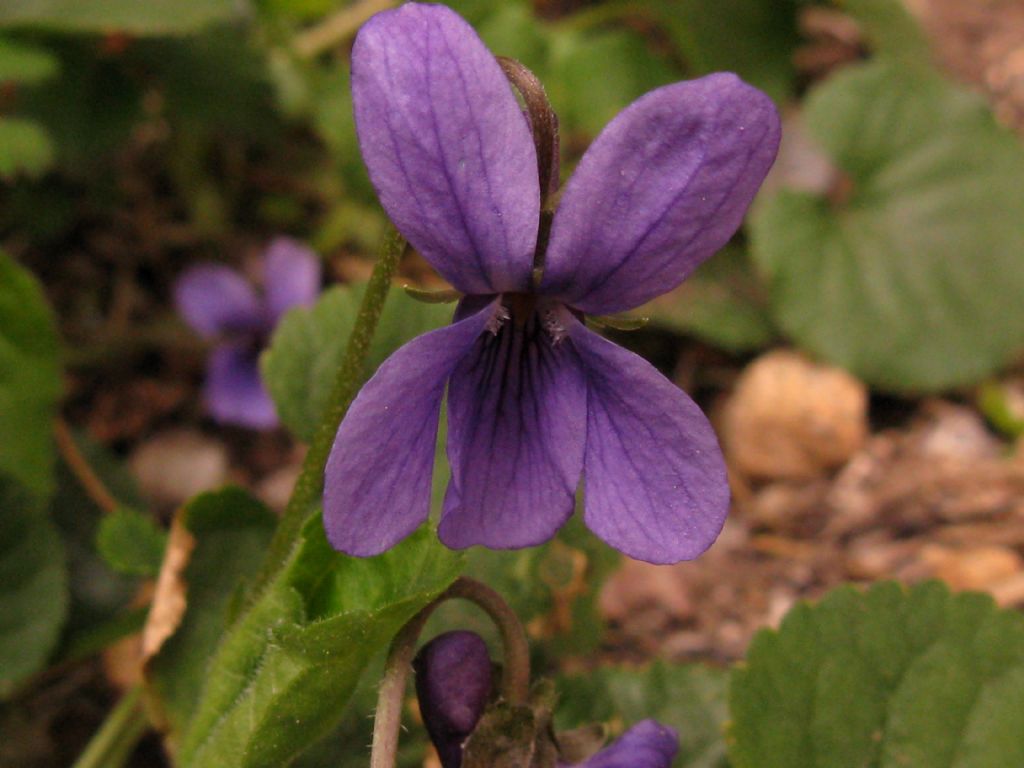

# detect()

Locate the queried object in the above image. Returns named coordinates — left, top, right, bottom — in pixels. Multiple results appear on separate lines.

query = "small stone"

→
left=990, top=572, right=1024, bottom=608
left=915, top=402, right=1001, bottom=461
left=599, top=558, right=693, bottom=623
left=920, top=544, right=1023, bottom=592
left=130, top=429, right=228, bottom=508
left=256, top=462, right=302, bottom=513
left=724, top=350, right=868, bottom=480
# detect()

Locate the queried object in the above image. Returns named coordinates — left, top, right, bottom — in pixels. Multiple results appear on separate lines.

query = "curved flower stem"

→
left=445, top=578, right=530, bottom=703
left=71, top=685, right=148, bottom=768
left=369, top=577, right=531, bottom=768
left=497, top=56, right=560, bottom=210
left=252, top=226, right=405, bottom=598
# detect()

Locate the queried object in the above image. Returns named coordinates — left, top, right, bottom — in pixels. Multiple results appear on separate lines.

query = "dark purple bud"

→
left=414, top=631, right=494, bottom=768
left=569, top=720, right=679, bottom=768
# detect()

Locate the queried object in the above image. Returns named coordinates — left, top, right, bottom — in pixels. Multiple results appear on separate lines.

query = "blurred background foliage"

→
left=4, top=0, right=1024, bottom=765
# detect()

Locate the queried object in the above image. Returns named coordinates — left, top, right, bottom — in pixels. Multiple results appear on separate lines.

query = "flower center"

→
left=489, top=292, right=570, bottom=345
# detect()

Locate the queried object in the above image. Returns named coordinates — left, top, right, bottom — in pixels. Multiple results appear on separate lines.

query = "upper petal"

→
left=569, top=321, right=729, bottom=563
left=174, top=264, right=262, bottom=337
left=439, top=304, right=587, bottom=550
left=262, top=237, right=322, bottom=323
left=204, top=342, right=278, bottom=429
left=352, top=3, right=540, bottom=294
left=579, top=720, right=679, bottom=768
left=323, top=302, right=493, bottom=556
left=541, top=74, right=780, bottom=314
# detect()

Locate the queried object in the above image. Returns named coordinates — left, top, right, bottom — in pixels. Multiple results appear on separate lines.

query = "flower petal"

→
left=204, top=342, right=278, bottom=429
left=542, top=74, right=780, bottom=314
left=440, top=307, right=587, bottom=550
left=579, top=720, right=679, bottom=768
left=174, top=264, right=262, bottom=337
left=323, top=303, right=493, bottom=556
left=352, top=3, right=539, bottom=294
left=569, top=321, right=729, bottom=563
left=263, top=237, right=322, bottom=323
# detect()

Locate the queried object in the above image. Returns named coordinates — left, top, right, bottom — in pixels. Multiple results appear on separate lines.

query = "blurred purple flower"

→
left=174, top=238, right=321, bottom=428
left=566, top=720, right=679, bottom=768
left=324, top=3, right=779, bottom=563
left=414, top=631, right=494, bottom=768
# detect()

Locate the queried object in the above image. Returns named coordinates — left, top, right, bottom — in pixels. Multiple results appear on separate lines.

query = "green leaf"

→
left=838, top=0, right=932, bottom=67
left=752, top=61, right=1024, bottom=390
left=977, top=381, right=1024, bottom=439
left=642, top=245, right=776, bottom=353
left=0, top=253, right=61, bottom=499
left=556, top=662, right=729, bottom=768
left=729, top=581, right=1024, bottom=768
left=0, top=475, right=68, bottom=698
left=144, top=488, right=276, bottom=741
left=96, top=507, right=167, bottom=578
left=548, top=27, right=677, bottom=139
left=0, top=117, right=53, bottom=180
left=261, top=283, right=453, bottom=442
left=177, top=520, right=462, bottom=767
left=136, top=31, right=277, bottom=136
left=0, top=0, right=244, bottom=35
left=15, top=42, right=142, bottom=168
left=0, top=37, right=58, bottom=84
left=646, top=0, right=801, bottom=104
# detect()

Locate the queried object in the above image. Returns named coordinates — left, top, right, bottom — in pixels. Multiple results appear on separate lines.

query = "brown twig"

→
left=54, top=417, right=118, bottom=513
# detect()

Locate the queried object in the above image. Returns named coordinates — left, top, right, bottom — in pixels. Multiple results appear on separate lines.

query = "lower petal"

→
left=204, top=342, right=278, bottom=429
left=440, top=311, right=587, bottom=550
left=569, top=321, right=729, bottom=564
left=324, top=304, right=492, bottom=556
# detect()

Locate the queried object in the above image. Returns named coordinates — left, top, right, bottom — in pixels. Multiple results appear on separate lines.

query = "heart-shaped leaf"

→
left=752, top=61, right=1024, bottom=390
left=729, top=581, right=1024, bottom=767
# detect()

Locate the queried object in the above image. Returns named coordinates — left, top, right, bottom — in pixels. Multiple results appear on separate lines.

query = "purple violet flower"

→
left=414, top=631, right=494, bottom=768
left=565, top=720, right=679, bottom=768
left=174, top=237, right=321, bottom=429
left=324, top=3, right=780, bottom=563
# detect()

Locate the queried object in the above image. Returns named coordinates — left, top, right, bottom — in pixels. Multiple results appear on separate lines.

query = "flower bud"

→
left=413, top=631, right=494, bottom=768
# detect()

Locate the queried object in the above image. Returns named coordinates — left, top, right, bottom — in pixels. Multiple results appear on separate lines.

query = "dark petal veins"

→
left=440, top=307, right=586, bottom=550
left=568, top=319, right=729, bottom=563
left=323, top=302, right=494, bottom=556
left=351, top=3, right=539, bottom=293
left=541, top=73, right=780, bottom=315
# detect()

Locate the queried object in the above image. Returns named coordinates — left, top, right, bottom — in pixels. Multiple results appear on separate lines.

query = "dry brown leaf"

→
left=141, top=511, right=195, bottom=665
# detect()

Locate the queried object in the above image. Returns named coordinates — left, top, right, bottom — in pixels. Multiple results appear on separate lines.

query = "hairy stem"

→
left=370, top=577, right=531, bottom=768
left=71, top=685, right=148, bottom=768
left=251, top=226, right=405, bottom=597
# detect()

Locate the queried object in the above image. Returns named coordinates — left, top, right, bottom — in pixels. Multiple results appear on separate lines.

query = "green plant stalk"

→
left=71, top=685, right=148, bottom=768
left=251, top=226, right=405, bottom=596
